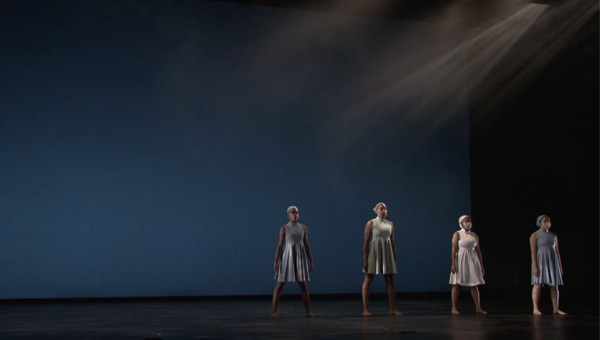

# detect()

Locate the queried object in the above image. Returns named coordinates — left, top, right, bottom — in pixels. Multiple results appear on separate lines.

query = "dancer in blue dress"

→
left=361, top=202, right=402, bottom=316
left=272, top=206, right=314, bottom=319
left=450, top=215, right=487, bottom=315
left=530, top=214, right=566, bottom=315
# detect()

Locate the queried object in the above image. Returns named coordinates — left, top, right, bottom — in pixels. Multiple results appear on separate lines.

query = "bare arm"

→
left=530, top=232, right=539, bottom=277
left=474, top=232, right=485, bottom=276
left=273, top=226, right=285, bottom=272
left=303, top=226, right=314, bottom=272
left=363, top=220, right=373, bottom=271
left=451, top=232, right=459, bottom=273
left=555, top=236, right=563, bottom=274
left=390, top=222, right=397, bottom=262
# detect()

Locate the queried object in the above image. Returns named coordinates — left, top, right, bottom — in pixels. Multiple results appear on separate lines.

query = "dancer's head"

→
left=287, top=206, right=299, bottom=222
left=373, top=202, right=388, bottom=219
left=458, top=215, right=472, bottom=231
left=536, top=215, right=551, bottom=230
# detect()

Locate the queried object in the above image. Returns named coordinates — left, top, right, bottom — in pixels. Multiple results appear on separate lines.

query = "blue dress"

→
left=364, top=217, right=397, bottom=275
left=531, top=228, right=563, bottom=286
left=275, top=222, right=310, bottom=282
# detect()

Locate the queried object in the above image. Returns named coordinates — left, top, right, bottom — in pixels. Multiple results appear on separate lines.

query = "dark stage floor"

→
left=0, top=295, right=597, bottom=340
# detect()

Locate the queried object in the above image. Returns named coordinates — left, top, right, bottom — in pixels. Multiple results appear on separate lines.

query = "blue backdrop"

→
left=0, top=0, right=471, bottom=298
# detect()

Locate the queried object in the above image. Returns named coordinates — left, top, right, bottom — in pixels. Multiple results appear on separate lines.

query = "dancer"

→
left=449, top=215, right=487, bottom=315
left=530, top=214, right=566, bottom=315
left=362, top=202, right=402, bottom=316
left=272, top=206, right=314, bottom=319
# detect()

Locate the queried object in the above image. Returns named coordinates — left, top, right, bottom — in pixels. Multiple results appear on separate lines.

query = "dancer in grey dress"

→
left=530, top=214, right=566, bottom=315
left=450, top=215, right=487, bottom=315
left=276, top=221, right=311, bottom=282
left=361, top=202, right=402, bottom=316
left=271, top=206, right=314, bottom=319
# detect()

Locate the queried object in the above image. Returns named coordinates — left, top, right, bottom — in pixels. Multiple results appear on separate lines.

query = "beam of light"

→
left=314, top=0, right=597, bottom=156
left=315, top=2, right=552, bottom=157
left=463, top=3, right=550, bottom=92
left=242, top=2, right=475, bottom=157
left=241, top=1, right=560, bottom=158
left=467, top=0, right=598, bottom=119
left=163, top=0, right=595, bottom=159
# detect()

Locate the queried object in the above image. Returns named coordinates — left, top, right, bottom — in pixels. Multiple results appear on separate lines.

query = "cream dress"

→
left=449, top=228, right=485, bottom=286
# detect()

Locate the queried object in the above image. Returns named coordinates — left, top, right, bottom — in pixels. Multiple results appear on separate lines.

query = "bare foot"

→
left=271, top=312, right=279, bottom=319
left=554, top=310, right=567, bottom=316
left=390, top=310, right=403, bottom=316
left=533, top=310, right=542, bottom=316
left=306, top=312, right=314, bottom=318
left=451, top=309, right=460, bottom=315
left=362, top=311, right=372, bottom=317
left=476, top=309, right=488, bottom=315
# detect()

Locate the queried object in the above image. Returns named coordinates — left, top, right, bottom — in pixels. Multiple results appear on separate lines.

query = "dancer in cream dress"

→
left=272, top=206, right=314, bottom=319
left=530, top=214, right=566, bottom=315
left=362, top=202, right=402, bottom=316
left=450, top=215, right=487, bottom=315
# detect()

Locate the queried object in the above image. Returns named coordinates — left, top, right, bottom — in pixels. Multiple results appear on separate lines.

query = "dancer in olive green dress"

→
left=361, top=202, right=402, bottom=316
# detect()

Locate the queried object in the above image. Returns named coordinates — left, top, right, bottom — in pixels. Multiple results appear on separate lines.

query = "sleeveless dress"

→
left=449, top=228, right=485, bottom=286
left=364, top=217, right=397, bottom=275
left=531, top=228, right=563, bottom=286
left=275, top=222, right=310, bottom=282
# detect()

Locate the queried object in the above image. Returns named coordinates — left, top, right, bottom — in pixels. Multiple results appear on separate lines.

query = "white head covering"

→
left=536, top=214, right=548, bottom=226
left=373, top=202, right=386, bottom=214
left=287, top=206, right=298, bottom=214
left=458, top=215, right=470, bottom=228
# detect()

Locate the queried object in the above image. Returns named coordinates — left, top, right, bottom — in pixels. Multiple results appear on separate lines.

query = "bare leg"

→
left=362, top=274, right=374, bottom=316
left=550, top=286, right=566, bottom=315
left=451, top=285, right=460, bottom=315
left=298, top=282, right=314, bottom=318
left=272, top=282, right=285, bottom=319
left=532, top=284, right=542, bottom=315
left=471, top=286, right=487, bottom=314
left=384, top=274, right=402, bottom=315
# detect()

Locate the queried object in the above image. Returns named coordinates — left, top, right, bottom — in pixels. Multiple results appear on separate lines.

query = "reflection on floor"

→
left=0, top=294, right=597, bottom=339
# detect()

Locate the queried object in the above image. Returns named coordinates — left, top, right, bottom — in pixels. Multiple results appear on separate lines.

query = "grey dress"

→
left=275, top=222, right=310, bottom=282
left=531, top=228, right=563, bottom=286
